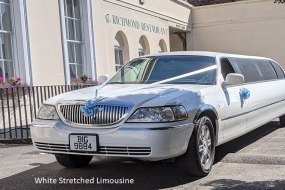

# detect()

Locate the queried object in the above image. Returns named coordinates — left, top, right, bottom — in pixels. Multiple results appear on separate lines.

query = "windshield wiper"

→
left=108, top=81, right=125, bottom=84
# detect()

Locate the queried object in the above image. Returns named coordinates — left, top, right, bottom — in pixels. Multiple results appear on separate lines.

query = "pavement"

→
left=0, top=121, right=285, bottom=190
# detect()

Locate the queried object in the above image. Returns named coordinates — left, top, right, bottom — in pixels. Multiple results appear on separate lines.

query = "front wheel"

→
left=55, top=154, right=93, bottom=168
left=177, top=116, right=215, bottom=177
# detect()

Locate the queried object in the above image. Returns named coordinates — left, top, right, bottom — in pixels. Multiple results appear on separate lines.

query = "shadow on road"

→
left=201, top=179, right=285, bottom=190
left=0, top=121, right=283, bottom=190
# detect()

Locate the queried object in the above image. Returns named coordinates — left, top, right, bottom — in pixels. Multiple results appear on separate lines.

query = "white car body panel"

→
left=31, top=51, right=285, bottom=161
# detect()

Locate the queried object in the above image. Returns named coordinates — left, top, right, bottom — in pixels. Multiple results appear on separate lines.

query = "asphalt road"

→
left=1, top=121, right=285, bottom=190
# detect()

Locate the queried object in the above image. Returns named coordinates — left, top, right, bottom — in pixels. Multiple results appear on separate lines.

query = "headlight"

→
left=37, top=104, right=59, bottom=120
left=127, top=106, right=188, bottom=123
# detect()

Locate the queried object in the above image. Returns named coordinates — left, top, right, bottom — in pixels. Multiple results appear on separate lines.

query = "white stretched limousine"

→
left=31, top=52, right=285, bottom=177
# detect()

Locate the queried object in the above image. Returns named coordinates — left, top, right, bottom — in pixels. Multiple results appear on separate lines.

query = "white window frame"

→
left=138, top=38, right=145, bottom=57
left=59, top=0, right=96, bottom=84
left=138, top=48, right=145, bottom=57
left=114, top=46, right=124, bottom=71
left=0, top=0, right=31, bottom=84
left=0, top=0, right=14, bottom=82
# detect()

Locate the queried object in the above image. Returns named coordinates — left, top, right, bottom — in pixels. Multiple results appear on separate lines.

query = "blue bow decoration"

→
left=240, top=88, right=250, bottom=101
left=80, top=100, right=103, bottom=117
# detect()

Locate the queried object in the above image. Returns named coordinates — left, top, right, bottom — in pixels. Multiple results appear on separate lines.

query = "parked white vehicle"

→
left=31, top=52, right=285, bottom=177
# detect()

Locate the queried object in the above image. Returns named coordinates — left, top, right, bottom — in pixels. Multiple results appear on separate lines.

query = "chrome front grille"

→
left=34, top=142, right=151, bottom=156
left=59, top=102, right=132, bottom=126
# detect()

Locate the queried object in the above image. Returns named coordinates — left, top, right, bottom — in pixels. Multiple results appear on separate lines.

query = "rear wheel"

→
left=280, top=115, right=285, bottom=126
left=55, top=154, right=93, bottom=168
left=177, top=116, right=215, bottom=177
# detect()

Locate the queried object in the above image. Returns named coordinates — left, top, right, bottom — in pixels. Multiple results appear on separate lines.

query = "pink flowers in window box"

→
left=0, top=77, right=29, bottom=99
left=9, top=77, right=22, bottom=86
left=0, top=76, right=23, bottom=86
left=71, top=75, right=98, bottom=87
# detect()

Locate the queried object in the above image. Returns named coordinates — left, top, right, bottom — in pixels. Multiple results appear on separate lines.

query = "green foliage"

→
left=187, top=0, right=284, bottom=6
left=80, top=74, right=88, bottom=82
left=71, top=75, right=98, bottom=87
left=187, top=0, right=239, bottom=6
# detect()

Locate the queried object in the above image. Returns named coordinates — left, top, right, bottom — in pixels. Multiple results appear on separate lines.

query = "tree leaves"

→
left=187, top=0, right=239, bottom=6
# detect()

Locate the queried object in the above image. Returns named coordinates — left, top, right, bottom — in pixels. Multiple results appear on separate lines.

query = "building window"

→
left=0, top=0, right=31, bottom=84
left=138, top=47, right=144, bottom=57
left=138, top=40, right=145, bottom=57
left=0, top=0, right=13, bottom=82
left=138, top=35, right=150, bottom=56
left=114, top=31, right=129, bottom=72
left=63, top=0, right=83, bottom=79
left=114, top=48, right=124, bottom=72
left=60, top=0, right=96, bottom=84
left=158, top=39, right=167, bottom=53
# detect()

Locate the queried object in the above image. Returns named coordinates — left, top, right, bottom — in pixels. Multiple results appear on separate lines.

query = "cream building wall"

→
left=25, top=0, right=66, bottom=86
left=191, top=0, right=285, bottom=67
left=92, top=0, right=192, bottom=76
left=23, top=0, right=285, bottom=85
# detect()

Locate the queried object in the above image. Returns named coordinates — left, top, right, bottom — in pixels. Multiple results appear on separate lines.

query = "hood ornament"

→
left=95, top=88, right=98, bottom=99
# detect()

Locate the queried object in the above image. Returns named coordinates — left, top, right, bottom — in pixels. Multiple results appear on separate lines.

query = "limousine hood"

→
left=44, top=84, right=209, bottom=107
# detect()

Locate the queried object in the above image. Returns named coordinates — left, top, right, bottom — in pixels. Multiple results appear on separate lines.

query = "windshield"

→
left=108, top=55, right=217, bottom=85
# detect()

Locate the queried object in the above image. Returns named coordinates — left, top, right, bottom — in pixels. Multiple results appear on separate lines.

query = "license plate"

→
left=69, top=134, right=98, bottom=152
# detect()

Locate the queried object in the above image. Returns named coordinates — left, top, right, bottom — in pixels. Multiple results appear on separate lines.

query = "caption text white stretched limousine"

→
left=31, top=51, right=285, bottom=177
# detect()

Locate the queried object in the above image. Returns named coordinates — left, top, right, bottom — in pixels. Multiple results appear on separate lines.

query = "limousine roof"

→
left=145, top=51, right=272, bottom=61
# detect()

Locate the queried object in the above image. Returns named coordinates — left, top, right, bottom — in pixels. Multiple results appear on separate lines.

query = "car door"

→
left=226, top=58, right=283, bottom=133
left=245, top=60, right=285, bottom=131
left=220, top=58, right=247, bottom=141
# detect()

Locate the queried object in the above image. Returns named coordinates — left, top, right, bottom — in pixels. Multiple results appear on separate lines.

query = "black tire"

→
left=177, top=116, right=215, bottom=177
left=280, top=115, right=285, bottom=126
left=55, top=154, right=93, bottom=168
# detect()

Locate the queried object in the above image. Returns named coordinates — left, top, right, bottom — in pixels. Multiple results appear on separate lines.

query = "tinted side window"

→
left=220, top=58, right=235, bottom=79
left=228, top=58, right=261, bottom=83
left=228, top=58, right=277, bottom=83
left=270, top=61, right=285, bottom=79
left=255, top=60, right=277, bottom=81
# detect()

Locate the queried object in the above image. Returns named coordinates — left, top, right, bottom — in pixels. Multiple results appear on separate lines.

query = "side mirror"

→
left=98, top=75, right=109, bottom=85
left=222, top=73, right=244, bottom=87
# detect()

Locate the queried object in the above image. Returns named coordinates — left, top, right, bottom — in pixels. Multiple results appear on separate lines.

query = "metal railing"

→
left=0, top=85, right=95, bottom=141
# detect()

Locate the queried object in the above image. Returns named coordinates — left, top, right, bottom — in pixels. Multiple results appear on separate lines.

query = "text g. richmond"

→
left=35, top=177, right=135, bottom=185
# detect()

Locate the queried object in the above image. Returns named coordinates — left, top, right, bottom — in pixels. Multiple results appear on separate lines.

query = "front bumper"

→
left=31, top=120, right=194, bottom=161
